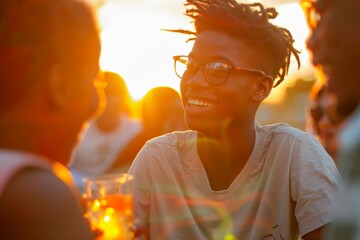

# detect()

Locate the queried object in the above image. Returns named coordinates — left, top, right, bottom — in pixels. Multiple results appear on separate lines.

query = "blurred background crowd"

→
left=2, top=0, right=359, bottom=238
left=89, top=0, right=316, bottom=130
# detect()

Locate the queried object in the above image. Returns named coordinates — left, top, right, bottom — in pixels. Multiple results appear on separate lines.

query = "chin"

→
left=186, top=122, right=202, bottom=132
left=187, top=119, right=223, bottom=136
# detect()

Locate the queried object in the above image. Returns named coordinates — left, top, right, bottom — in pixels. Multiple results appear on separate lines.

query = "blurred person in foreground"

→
left=306, top=82, right=348, bottom=165
left=129, top=0, right=339, bottom=239
left=70, top=71, right=142, bottom=188
left=305, top=0, right=360, bottom=239
left=0, top=0, right=103, bottom=239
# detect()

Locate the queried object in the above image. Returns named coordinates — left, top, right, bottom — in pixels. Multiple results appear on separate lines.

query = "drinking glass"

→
left=83, top=174, right=134, bottom=240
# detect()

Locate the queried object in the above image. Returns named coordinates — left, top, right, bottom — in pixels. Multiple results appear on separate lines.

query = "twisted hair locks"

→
left=169, top=0, right=301, bottom=87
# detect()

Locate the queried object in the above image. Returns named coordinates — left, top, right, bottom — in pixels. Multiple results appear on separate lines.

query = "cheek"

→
left=180, top=79, right=187, bottom=103
left=180, top=78, right=186, bottom=92
left=223, top=84, right=252, bottom=114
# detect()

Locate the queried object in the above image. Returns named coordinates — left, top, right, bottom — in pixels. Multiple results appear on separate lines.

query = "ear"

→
left=251, top=75, right=274, bottom=102
left=47, top=64, right=70, bottom=109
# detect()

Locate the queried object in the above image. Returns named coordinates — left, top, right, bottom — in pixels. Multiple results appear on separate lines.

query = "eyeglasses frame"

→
left=173, top=55, right=267, bottom=86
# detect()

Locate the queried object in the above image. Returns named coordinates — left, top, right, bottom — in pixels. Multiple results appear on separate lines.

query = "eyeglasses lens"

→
left=175, top=57, right=198, bottom=80
left=204, top=62, right=229, bottom=85
left=175, top=56, right=229, bottom=85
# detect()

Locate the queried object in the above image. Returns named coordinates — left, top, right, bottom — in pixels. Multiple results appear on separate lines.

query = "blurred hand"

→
left=92, top=228, right=104, bottom=240
left=131, top=220, right=149, bottom=240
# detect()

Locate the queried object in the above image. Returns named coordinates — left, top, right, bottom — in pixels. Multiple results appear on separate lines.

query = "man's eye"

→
left=207, top=62, right=229, bottom=72
left=205, top=64, right=229, bottom=79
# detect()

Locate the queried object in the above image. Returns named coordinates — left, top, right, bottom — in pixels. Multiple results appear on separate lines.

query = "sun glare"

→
left=265, top=3, right=312, bottom=104
left=97, top=1, right=312, bottom=104
left=98, top=1, right=191, bottom=100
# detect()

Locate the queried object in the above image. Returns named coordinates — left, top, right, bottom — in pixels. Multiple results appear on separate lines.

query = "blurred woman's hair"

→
left=141, top=86, right=185, bottom=132
left=103, top=71, right=134, bottom=115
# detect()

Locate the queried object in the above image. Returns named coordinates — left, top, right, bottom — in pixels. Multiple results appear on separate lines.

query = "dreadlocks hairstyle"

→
left=168, top=0, right=301, bottom=87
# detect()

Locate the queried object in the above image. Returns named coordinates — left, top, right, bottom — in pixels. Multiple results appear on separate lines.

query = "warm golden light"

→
left=97, top=1, right=313, bottom=104
left=83, top=174, right=134, bottom=240
left=98, top=1, right=191, bottom=100
left=87, top=194, right=133, bottom=240
left=265, top=3, right=312, bottom=104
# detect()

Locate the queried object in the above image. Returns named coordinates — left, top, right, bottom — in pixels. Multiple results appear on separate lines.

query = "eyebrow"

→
left=188, top=54, right=234, bottom=65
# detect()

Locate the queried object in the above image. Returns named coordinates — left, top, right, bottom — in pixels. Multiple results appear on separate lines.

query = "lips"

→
left=184, top=96, right=217, bottom=114
left=188, top=98, right=215, bottom=107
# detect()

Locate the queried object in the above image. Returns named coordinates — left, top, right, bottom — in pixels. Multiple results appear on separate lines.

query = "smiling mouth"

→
left=187, top=98, right=215, bottom=108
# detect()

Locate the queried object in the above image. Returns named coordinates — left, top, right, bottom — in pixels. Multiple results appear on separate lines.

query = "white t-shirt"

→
left=129, top=123, right=339, bottom=240
left=70, top=113, right=142, bottom=178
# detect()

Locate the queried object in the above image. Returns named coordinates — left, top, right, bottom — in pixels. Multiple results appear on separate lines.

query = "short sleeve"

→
left=290, top=133, right=340, bottom=236
left=128, top=143, right=152, bottom=226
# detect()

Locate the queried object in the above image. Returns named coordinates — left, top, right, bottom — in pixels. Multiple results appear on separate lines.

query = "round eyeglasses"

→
left=173, top=55, right=266, bottom=85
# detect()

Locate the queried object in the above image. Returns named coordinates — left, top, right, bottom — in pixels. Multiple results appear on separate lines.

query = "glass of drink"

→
left=83, top=174, right=134, bottom=240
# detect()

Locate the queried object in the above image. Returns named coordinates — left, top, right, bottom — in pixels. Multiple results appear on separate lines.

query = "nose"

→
left=306, top=28, right=321, bottom=65
left=306, top=29, right=316, bottom=52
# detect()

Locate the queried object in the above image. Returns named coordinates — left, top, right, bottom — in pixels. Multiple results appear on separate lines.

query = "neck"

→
left=198, top=122, right=255, bottom=160
left=197, top=121, right=256, bottom=191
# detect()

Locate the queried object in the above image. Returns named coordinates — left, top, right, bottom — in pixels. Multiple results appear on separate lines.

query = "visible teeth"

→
left=188, top=98, right=214, bottom=107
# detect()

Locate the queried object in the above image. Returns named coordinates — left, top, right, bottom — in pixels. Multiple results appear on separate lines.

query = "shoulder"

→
left=0, top=150, right=51, bottom=198
left=258, top=122, right=308, bottom=137
left=256, top=123, right=334, bottom=165
left=145, top=130, right=197, bottom=149
left=0, top=167, right=75, bottom=213
left=0, top=167, right=92, bottom=239
left=2, top=167, right=74, bottom=205
left=257, top=123, right=320, bottom=146
left=129, top=130, right=197, bottom=174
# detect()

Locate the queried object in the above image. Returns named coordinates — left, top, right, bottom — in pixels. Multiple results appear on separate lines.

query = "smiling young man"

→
left=129, top=0, right=339, bottom=239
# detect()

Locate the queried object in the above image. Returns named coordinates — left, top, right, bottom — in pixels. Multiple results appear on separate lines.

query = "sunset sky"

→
left=94, top=0, right=314, bottom=104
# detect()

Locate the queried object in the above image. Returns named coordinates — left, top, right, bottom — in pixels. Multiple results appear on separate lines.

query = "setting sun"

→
left=96, top=1, right=313, bottom=104
left=98, top=1, right=191, bottom=100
